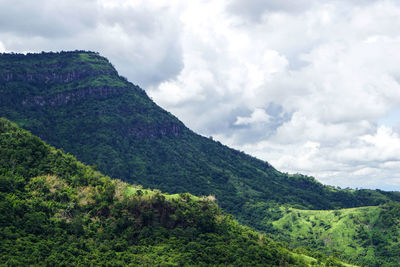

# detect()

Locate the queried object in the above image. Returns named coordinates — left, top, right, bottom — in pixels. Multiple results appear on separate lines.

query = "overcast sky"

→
left=1, top=0, right=400, bottom=190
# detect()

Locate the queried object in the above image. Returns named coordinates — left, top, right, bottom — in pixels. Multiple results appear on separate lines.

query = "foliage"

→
left=270, top=204, right=400, bottom=266
left=0, top=118, right=345, bottom=266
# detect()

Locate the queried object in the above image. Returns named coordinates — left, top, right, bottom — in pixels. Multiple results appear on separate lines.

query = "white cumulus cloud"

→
left=235, top=108, right=270, bottom=126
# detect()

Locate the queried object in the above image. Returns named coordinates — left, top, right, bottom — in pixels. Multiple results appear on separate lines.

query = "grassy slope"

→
left=1, top=118, right=348, bottom=266
left=272, top=205, right=400, bottom=266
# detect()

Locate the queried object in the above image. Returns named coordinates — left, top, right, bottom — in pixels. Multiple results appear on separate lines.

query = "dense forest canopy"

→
left=0, top=118, right=348, bottom=266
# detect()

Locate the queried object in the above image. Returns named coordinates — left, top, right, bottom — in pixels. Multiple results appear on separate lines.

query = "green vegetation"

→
left=0, top=118, right=347, bottom=266
left=270, top=205, right=400, bottom=266
left=1, top=51, right=399, bottom=266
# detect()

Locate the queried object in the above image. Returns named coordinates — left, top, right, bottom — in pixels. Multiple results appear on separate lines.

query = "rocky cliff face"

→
left=0, top=68, right=116, bottom=84
left=21, top=86, right=127, bottom=106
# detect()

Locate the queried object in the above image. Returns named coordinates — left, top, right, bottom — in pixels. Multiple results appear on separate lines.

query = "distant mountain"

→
left=1, top=118, right=335, bottom=266
left=1, top=51, right=399, bottom=265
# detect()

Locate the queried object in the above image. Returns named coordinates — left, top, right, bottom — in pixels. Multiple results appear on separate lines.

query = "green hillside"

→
left=1, top=51, right=399, bottom=265
left=1, top=118, right=344, bottom=266
left=271, top=205, right=400, bottom=266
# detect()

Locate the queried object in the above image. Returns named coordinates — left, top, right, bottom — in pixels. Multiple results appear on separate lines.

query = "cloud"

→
left=234, top=108, right=270, bottom=126
left=232, top=126, right=400, bottom=190
left=227, top=0, right=316, bottom=21
left=149, top=0, right=400, bottom=190
left=1, top=0, right=400, bottom=190
left=0, top=41, right=6, bottom=52
left=0, top=0, right=184, bottom=87
left=0, top=0, right=98, bottom=38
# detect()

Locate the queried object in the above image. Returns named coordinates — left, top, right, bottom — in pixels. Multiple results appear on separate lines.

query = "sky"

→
left=1, top=0, right=400, bottom=190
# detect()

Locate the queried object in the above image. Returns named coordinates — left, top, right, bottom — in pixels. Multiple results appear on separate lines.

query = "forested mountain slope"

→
left=1, top=51, right=399, bottom=266
left=0, top=51, right=398, bottom=215
left=1, top=118, right=339, bottom=266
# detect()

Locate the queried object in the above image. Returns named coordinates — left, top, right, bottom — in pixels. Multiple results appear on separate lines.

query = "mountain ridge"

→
left=1, top=51, right=399, bottom=265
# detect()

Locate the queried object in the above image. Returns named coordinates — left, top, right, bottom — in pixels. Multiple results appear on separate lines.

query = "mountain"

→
left=0, top=118, right=345, bottom=266
left=1, top=51, right=399, bottom=265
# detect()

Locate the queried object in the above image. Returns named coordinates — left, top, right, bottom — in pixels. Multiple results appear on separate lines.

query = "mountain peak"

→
left=0, top=50, right=118, bottom=86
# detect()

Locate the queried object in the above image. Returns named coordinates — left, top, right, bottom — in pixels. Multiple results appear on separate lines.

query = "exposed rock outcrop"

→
left=21, top=86, right=127, bottom=106
left=1, top=68, right=116, bottom=84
